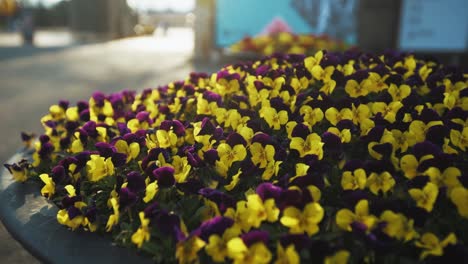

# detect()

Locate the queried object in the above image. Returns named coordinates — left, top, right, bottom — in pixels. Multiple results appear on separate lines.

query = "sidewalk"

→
left=0, top=28, right=74, bottom=47
left=0, top=27, right=224, bottom=263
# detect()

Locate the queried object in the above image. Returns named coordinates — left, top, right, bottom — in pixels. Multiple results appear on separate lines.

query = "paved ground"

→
left=0, top=28, right=225, bottom=263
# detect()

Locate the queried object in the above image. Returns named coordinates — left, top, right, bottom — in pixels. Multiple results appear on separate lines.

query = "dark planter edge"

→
left=0, top=149, right=153, bottom=264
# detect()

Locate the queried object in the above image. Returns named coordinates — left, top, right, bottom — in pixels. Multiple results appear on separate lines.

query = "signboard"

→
left=215, top=0, right=358, bottom=47
left=399, top=0, right=468, bottom=52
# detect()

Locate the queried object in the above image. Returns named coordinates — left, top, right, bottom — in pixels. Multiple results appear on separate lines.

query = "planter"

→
left=0, top=149, right=152, bottom=264
left=2, top=50, right=467, bottom=263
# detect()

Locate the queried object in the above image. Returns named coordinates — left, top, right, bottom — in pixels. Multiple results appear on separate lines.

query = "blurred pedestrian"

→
left=20, top=9, right=34, bottom=45
left=0, top=0, right=18, bottom=31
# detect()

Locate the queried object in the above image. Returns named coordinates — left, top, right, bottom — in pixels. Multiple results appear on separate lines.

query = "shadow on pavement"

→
left=0, top=46, right=78, bottom=61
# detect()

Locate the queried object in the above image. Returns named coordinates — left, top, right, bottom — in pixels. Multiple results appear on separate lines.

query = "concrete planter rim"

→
left=0, top=148, right=153, bottom=264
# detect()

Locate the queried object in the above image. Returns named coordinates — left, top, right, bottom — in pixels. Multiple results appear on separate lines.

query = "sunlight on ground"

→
left=0, top=27, right=193, bottom=52
left=0, top=29, right=73, bottom=47
left=112, top=27, right=194, bottom=53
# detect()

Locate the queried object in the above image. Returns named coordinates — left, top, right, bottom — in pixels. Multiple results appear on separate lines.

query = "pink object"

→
left=260, top=17, right=293, bottom=35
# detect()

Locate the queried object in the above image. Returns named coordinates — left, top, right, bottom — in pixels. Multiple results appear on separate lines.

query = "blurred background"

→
left=0, top=0, right=467, bottom=262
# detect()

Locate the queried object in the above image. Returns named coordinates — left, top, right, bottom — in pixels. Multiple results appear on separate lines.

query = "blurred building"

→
left=193, top=0, right=467, bottom=66
left=69, top=0, right=137, bottom=42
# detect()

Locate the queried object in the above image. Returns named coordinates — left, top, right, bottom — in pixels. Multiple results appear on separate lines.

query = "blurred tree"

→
left=0, top=0, right=17, bottom=16
left=29, top=0, right=70, bottom=27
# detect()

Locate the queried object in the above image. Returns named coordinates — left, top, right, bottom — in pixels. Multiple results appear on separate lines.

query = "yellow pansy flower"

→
left=156, top=129, right=178, bottom=149
left=105, top=197, right=119, bottom=232
left=250, top=143, right=275, bottom=169
left=300, top=105, right=324, bottom=127
left=274, top=243, right=300, bottom=264
left=341, top=169, right=367, bottom=191
left=86, top=154, right=115, bottom=182
left=336, top=200, right=377, bottom=231
left=115, top=139, right=140, bottom=163
left=170, top=155, right=191, bottom=183
left=351, top=103, right=371, bottom=125
left=380, top=210, right=418, bottom=242
left=371, top=102, right=403, bottom=123
left=324, top=250, right=350, bottom=264
left=262, top=160, right=283, bottom=181
left=399, top=154, right=420, bottom=179
left=280, top=202, right=324, bottom=236
left=227, top=238, right=272, bottom=264
left=261, top=106, right=288, bottom=130
left=450, top=187, right=468, bottom=218
left=57, top=208, right=85, bottom=231
left=39, top=173, right=55, bottom=198
left=327, top=127, right=351, bottom=143
left=289, top=133, right=324, bottom=159
left=367, top=171, right=395, bottom=195
left=205, top=227, right=240, bottom=263
left=409, top=182, right=439, bottom=212
left=325, top=107, right=353, bottom=126
left=131, top=212, right=151, bottom=248
left=143, top=181, right=159, bottom=203
left=320, top=79, right=337, bottom=95
left=450, top=127, right=468, bottom=151
left=409, top=120, right=444, bottom=143
left=244, top=194, right=280, bottom=228
left=176, top=236, right=206, bottom=264
left=5, top=162, right=28, bottom=182
left=415, top=232, right=456, bottom=260
left=345, top=79, right=368, bottom=98
left=217, top=143, right=247, bottom=167
left=381, top=129, right=415, bottom=153
left=361, top=72, right=388, bottom=93
left=304, top=51, right=324, bottom=73
left=311, top=65, right=334, bottom=82
left=388, top=84, right=411, bottom=101
left=424, top=166, right=461, bottom=190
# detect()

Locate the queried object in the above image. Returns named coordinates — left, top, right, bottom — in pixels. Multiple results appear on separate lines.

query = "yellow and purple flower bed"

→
left=230, top=32, right=349, bottom=56
left=5, top=50, right=468, bottom=263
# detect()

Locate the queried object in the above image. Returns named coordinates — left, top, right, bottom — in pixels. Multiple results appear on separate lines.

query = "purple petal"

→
left=203, top=149, right=219, bottom=165
left=342, top=160, right=364, bottom=171
left=226, top=132, right=246, bottom=147
left=425, top=125, right=447, bottom=146
left=85, top=206, right=97, bottom=223
left=172, top=120, right=186, bottom=136
left=198, top=188, right=235, bottom=213
left=59, top=100, right=69, bottom=110
left=413, top=141, right=442, bottom=160
left=159, top=120, right=172, bottom=131
left=176, top=178, right=204, bottom=194
left=196, top=216, right=234, bottom=241
left=51, top=165, right=67, bottom=183
left=280, top=234, right=311, bottom=251
left=126, top=171, right=146, bottom=193
left=92, top=91, right=106, bottom=107
left=112, top=152, right=127, bottom=167
left=119, top=187, right=137, bottom=208
left=241, top=230, right=269, bottom=247
left=199, top=117, right=215, bottom=135
left=291, top=123, right=310, bottom=139
left=95, top=142, right=116, bottom=158
left=67, top=206, right=82, bottom=220
left=256, top=183, right=283, bottom=202
left=144, top=202, right=160, bottom=218
left=79, top=109, right=90, bottom=121
left=153, top=167, right=175, bottom=188
left=251, top=133, right=272, bottom=145
left=117, top=122, right=131, bottom=135
left=82, top=121, right=97, bottom=137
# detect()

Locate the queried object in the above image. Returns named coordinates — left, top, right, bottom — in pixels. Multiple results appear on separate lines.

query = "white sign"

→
left=399, top=0, right=468, bottom=52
